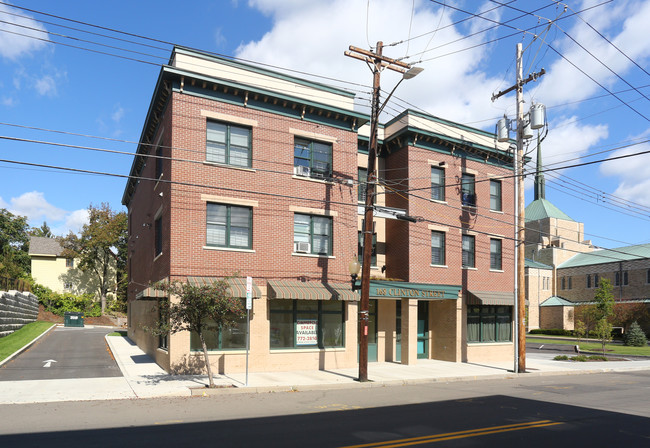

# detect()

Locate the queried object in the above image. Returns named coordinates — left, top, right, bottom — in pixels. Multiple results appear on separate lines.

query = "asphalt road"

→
left=0, top=370, right=648, bottom=446
left=0, top=326, right=121, bottom=381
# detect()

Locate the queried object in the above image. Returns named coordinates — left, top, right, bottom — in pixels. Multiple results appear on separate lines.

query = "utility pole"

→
left=492, top=43, right=545, bottom=374
left=345, top=41, right=416, bottom=382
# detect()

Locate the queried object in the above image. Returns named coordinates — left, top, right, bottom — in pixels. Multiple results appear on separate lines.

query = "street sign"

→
left=246, top=276, right=253, bottom=310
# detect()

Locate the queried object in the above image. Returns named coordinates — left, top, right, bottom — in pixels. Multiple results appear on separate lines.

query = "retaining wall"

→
left=0, top=290, right=39, bottom=337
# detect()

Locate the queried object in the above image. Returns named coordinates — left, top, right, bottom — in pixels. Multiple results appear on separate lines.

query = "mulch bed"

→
left=37, top=304, right=119, bottom=326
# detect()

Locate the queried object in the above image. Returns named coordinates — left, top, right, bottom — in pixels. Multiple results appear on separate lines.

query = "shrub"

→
left=624, top=321, right=648, bottom=347
left=529, top=329, right=574, bottom=336
left=553, top=355, right=569, bottom=361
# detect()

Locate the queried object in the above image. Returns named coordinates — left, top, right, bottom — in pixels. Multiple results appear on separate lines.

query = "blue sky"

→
left=1, top=0, right=649, bottom=249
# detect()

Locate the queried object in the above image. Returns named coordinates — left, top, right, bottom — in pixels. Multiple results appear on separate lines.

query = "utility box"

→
left=64, top=312, right=84, bottom=327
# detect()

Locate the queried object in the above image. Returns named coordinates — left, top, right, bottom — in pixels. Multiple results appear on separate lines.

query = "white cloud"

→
left=63, top=209, right=90, bottom=235
left=34, top=74, right=57, bottom=96
left=0, top=3, right=49, bottom=60
left=2, top=97, right=16, bottom=107
left=524, top=117, right=608, bottom=191
left=6, top=191, right=67, bottom=222
left=3, top=191, right=89, bottom=236
left=600, top=137, right=650, bottom=206
left=237, top=0, right=507, bottom=125
left=535, top=0, right=650, bottom=108
left=111, top=104, right=125, bottom=123
left=214, top=27, right=227, bottom=49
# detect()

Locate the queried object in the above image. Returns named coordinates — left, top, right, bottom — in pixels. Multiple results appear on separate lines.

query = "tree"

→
left=574, top=304, right=599, bottom=333
left=0, top=208, right=30, bottom=279
left=61, top=203, right=127, bottom=313
left=612, top=302, right=650, bottom=332
left=624, top=321, right=648, bottom=347
left=146, top=279, right=245, bottom=388
left=574, top=320, right=586, bottom=345
left=593, top=278, right=615, bottom=355
left=29, top=221, right=54, bottom=238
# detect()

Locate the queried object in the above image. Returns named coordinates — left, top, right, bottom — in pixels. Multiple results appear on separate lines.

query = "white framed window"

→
left=206, top=121, right=252, bottom=167
left=206, top=203, right=252, bottom=249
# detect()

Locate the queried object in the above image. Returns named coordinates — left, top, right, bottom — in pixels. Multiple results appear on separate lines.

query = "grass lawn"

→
left=107, top=330, right=127, bottom=337
left=0, top=321, right=55, bottom=363
left=527, top=337, right=650, bottom=356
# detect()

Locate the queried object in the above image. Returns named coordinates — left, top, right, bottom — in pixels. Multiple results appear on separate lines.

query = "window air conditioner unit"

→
left=294, top=165, right=311, bottom=177
left=294, top=242, right=311, bottom=253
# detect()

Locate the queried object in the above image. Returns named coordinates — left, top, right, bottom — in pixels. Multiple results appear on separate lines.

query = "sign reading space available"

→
left=296, top=319, right=318, bottom=345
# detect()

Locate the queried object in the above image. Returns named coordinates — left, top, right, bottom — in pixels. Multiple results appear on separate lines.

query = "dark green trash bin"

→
left=64, top=311, right=84, bottom=327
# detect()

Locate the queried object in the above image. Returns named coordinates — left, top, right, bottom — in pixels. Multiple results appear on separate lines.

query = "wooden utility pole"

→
left=345, top=41, right=413, bottom=382
left=492, top=43, right=545, bottom=373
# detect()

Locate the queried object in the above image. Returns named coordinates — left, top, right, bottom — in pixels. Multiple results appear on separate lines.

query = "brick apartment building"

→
left=123, top=46, right=516, bottom=374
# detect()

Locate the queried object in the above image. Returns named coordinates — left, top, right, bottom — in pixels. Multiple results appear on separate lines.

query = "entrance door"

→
left=359, top=299, right=378, bottom=362
left=417, top=301, right=429, bottom=359
left=395, top=300, right=401, bottom=361
left=368, top=299, right=378, bottom=362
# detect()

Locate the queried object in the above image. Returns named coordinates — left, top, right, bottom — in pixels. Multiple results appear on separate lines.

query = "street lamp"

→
left=349, top=259, right=361, bottom=292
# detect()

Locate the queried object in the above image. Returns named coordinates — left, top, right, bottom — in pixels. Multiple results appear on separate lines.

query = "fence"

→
left=0, top=277, right=31, bottom=293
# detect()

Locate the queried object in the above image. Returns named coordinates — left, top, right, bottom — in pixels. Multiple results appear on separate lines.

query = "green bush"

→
left=624, top=321, right=648, bottom=347
left=31, top=283, right=101, bottom=317
left=529, top=329, right=574, bottom=336
left=553, top=355, right=569, bottom=360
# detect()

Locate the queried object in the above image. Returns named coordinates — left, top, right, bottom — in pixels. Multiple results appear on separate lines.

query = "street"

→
left=0, top=370, right=648, bottom=446
left=0, top=326, right=121, bottom=381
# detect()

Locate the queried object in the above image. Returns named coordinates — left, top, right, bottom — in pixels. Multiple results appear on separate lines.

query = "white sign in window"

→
left=296, top=319, right=318, bottom=346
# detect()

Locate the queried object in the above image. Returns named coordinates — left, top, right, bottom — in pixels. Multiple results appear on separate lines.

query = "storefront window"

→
left=467, top=305, right=512, bottom=343
left=190, top=299, right=247, bottom=351
left=270, top=300, right=345, bottom=349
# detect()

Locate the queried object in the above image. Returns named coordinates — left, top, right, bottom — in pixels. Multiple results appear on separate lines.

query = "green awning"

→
left=267, top=280, right=358, bottom=301
left=467, top=290, right=515, bottom=306
left=368, top=280, right=461, bottom=300
left=136, top=277, right=262, bottom=299
left=187, top=277, right=262, bottom=298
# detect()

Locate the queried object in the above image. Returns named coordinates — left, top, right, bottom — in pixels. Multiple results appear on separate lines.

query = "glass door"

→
left=417, top=301, right=429, bottom=359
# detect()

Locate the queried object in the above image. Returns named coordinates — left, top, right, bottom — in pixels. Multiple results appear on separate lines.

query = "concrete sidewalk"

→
left=2, top=333, right=650, bottom=404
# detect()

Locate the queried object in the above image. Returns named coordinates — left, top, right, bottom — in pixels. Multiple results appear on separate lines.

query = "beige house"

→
left=29, top=236, right=115, bottom=299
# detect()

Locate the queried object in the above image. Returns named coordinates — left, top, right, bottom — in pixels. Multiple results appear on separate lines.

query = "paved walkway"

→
left=2, top=329, right=650, bottom=404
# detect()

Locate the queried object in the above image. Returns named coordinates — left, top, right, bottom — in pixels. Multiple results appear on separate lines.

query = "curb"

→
left=0, top=322, right=57, bottom=368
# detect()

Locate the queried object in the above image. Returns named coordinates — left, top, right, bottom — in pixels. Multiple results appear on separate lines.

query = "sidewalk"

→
left=2, top=333, right=650, bottom=404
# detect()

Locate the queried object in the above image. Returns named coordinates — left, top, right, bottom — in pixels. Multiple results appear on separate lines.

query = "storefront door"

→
left=417, top=301, right=429, bottom=359
left=358, top=299, right=378, bottom=362
left=395, top=300, right=401, bottom=361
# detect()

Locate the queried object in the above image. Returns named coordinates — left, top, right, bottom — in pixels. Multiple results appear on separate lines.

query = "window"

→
left=568, top=276, right=573, bottom=289
left=467, top=306, right=512, bottom=342
left=431, top=166, right=445, bottom=201
left=190, top=303, right=246, bottom=351
left=269, top=300, right=344, bottom=349
left=66, top=258, right=74, bottom=268
left=595, top=274, right=600, bottom=288
left=158, top=299, right=168, bottom=350
left=64, top=282, right=73, bottom=290
left=155, top=142, right=164, bottom=179
left=294, top=138, right=332, bottom=178
left=461, top=173, right=476, bottom=207
left=462, top=234, right=475, bottom=268
left=357, top=168, right=376, bottom=203
left=431, top=231, right=446, bottom=266
left=616, top=271, right=629, bottom=286
left=647, top=269, right=650, bottom=284
left=587, top=274, right=591, bottom=288
left=358, top=230, right=377, bottom=266
left=207, top=203, right=252, bottom=249
left=206, top=121, right=251, bottom=167
left=561, top=277, right=566, bottom=290
left=624, top=271, right=629, bottom=285
left=490, top=239, right=502, bottom=270
left=294, top=214, right=332, bottom=255
left=154, top=216, right=162, bottom=257
left=490, top=180, right=502, bottom=211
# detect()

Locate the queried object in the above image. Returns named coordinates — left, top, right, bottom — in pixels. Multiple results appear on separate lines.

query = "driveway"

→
left=0, top=326, right=121, bottom=381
